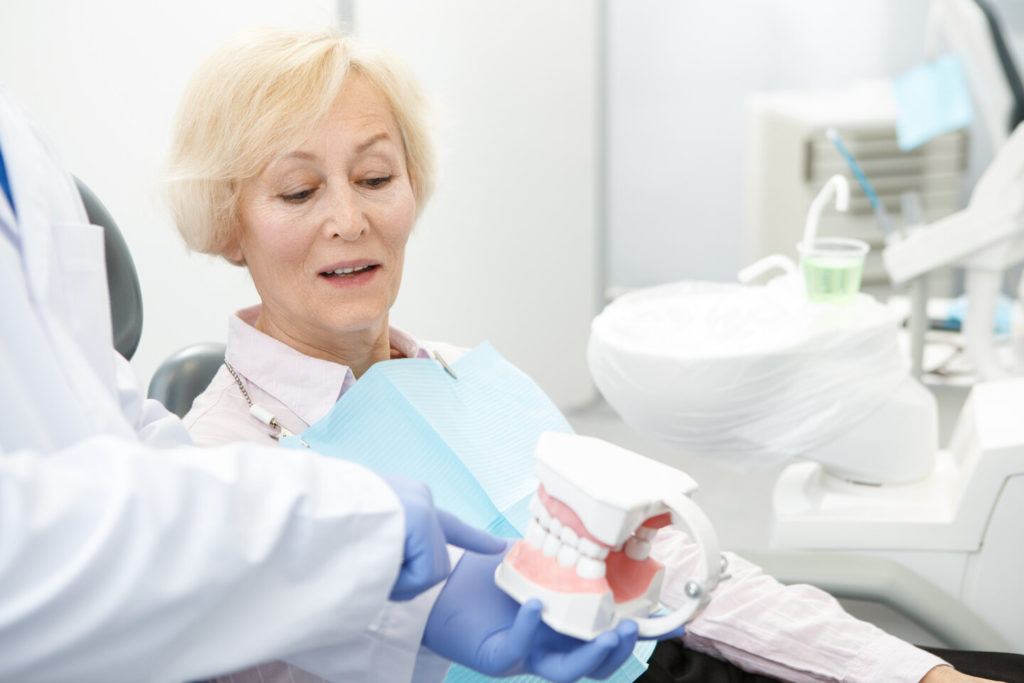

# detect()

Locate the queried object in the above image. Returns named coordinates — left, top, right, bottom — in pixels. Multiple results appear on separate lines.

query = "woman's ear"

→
left=223, top=237, right=245, bottom=266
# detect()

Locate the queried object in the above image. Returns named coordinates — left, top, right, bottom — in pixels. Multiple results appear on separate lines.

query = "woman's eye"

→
left=281, top=188, right=314, bottom=202
left=362, top=175, right=393, bottom=188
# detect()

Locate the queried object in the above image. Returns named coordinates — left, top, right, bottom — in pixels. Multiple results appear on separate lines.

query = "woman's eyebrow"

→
left=275, top=150, right=318, bottom=165
left=355, top=132, right=393, bottom=155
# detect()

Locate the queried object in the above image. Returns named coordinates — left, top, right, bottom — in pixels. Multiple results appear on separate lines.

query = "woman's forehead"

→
left=283, top=77, right=402, bottom=161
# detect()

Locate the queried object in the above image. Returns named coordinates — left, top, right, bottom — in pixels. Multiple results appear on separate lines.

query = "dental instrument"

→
left=801, top=174, right=850, bottom=248
left=826, top=128, right=898, bottom=242
left=494, top=432, right=723, bottom=641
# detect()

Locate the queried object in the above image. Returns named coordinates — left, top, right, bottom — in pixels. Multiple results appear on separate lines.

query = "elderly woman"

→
left=166, top=27, right=1009, bottom=683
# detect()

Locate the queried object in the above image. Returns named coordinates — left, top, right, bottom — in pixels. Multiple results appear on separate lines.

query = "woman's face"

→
left=233, top=74, right=417, bottom=360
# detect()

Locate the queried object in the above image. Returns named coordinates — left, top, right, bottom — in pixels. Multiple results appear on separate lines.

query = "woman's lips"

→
left=319, top=263, right=379, bottom=287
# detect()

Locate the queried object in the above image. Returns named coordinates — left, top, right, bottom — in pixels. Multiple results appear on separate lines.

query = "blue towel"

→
left=892, top=54, right=974, bottom=151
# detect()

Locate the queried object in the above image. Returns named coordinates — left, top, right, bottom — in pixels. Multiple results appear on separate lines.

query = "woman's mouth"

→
left=321, top=264, right=379, bottom=278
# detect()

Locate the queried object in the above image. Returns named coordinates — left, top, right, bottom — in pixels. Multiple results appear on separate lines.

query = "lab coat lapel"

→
left=0, top=89, right=130, bottom=447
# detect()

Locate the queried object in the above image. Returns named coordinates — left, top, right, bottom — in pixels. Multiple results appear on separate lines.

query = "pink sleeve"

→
left=652, top=528, right=947, bottom=683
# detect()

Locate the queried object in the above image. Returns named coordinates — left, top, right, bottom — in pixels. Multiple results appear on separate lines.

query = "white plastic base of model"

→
left=494, top=559, right=616, bottom=641
left=500, top=432, right=721, bottom=639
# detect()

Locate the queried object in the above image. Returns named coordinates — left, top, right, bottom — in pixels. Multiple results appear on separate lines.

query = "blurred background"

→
left=7, top=0, right=1020, bottom=408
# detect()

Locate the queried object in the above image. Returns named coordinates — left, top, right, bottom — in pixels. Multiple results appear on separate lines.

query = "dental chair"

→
left=147, top=342, right=225, bottom=418
left=77, top=177, right=142, bottom=361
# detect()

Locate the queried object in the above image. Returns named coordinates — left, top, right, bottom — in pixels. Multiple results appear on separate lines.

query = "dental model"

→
left=495, top=432, right=723, bottom=640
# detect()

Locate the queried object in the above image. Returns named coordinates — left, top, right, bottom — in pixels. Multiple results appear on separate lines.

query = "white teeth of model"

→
left=625, top=536, right=651, bottom=561
left=532, top=501, right=552, bottom=529
left=529, top=495, right=545, bottom=519
left=578, top=537, right=610, bottom=560
left=635, top=526, right=658, bottom=541
left=548, top=516, right=563, bottom=537
left=557, top=545, right=581, bottom=567
left=542, top=533, right=561, bottom=557
left=526, top=519, right=546, bottom=550
left=576, top=556, right=607, bottom=579
left=559, top=526, right=579, bottom=547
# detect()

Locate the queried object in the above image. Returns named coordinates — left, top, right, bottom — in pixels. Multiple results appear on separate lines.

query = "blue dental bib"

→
left=281, top=342, right=652, bottom=682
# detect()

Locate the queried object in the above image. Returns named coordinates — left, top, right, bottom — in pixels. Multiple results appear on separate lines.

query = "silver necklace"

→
left=223, top=360, right=303, bottom=442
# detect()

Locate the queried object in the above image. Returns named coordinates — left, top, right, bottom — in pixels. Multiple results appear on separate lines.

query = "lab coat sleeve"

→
left=0, top=434, right=406, bottom=683
left=651, top=528, right=948, bottom=683
left=114, top=351, right=196, bottom=448
left=281, top=546, right=465, bottom=683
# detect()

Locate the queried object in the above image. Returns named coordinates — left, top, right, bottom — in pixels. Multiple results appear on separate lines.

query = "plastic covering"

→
left=587, top=281, right=908, bottom=467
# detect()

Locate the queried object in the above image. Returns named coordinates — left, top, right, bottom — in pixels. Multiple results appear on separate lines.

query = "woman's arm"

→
left=652, top=528, right=949, bottom=683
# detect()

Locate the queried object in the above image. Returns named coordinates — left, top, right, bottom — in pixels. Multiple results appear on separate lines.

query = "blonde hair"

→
left=165, top=26, right=435, bottom=264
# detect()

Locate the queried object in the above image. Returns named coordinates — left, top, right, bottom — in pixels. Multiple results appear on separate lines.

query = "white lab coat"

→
left=0, top=88, right=418, bottom=682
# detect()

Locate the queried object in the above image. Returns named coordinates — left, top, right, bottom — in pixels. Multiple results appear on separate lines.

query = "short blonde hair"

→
left=165, top=26, right=435, bottom=264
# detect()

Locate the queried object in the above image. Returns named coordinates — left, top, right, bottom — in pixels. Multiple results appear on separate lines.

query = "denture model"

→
left=495, top=431, right=723, bottom=640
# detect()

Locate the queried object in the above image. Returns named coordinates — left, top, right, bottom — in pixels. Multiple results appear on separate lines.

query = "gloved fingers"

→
left=531, top=629, right=620, bottom=683
left=502, top=599, right=544, bottom=657
left=475, top=598, right=544, bottom=674
left=436, top=508, right=508, bottom=554
left=587, top=620, right=639, bottom=679
left=390, top=508, right=451, bottom=601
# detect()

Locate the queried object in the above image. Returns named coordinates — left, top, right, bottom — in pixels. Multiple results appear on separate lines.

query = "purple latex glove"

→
left=382, top=474, right=505, bottom=601
left=423, top=545, right=643, bottom=682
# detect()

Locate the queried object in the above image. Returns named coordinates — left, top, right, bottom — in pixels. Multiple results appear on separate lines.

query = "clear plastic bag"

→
left=587, top=280, right=907, bottom=467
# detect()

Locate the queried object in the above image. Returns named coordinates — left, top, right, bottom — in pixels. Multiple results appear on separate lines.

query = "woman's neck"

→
left=252, top=308, right=393, bottom=379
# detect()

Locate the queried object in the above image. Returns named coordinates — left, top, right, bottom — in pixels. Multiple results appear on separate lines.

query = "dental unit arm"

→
left=494, top=432, right=723, bottom=641
left=925, top=0, right=1021, bottom=152
left=883, top=119, right=1024, bottom=380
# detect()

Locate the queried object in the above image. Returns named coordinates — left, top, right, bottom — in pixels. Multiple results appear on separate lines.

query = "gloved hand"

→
left=382, top=474, right=505, bottom=601
left=423, top=544, right=642, bottom=682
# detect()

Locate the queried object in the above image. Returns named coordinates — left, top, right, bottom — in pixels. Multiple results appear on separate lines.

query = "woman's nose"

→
left=322, top=185, right=369, bottom=241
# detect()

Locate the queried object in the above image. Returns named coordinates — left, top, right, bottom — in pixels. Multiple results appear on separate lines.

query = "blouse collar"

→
left=224, top=304, right=428, bottom=426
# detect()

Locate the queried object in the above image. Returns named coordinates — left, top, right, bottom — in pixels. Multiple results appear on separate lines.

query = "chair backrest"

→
left=147, top=342, right=226, bottom=418
left=75, top=177, right=143, bottom=360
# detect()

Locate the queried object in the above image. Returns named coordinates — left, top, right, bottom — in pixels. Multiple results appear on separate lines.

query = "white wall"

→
left=10, top=1, right=1024, bottom=410
left=0, top=0, right=600, bottom=409
left=354, top=0, right=600, bottom=408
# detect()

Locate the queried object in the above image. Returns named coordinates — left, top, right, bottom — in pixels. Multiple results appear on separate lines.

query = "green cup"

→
left=797, top=237, right=869, bottom=304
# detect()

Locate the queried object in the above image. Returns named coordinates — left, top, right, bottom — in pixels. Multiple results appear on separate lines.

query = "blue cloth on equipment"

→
left=0, top=137, right=15, bottom=215
left=892, top=54, right=974, bottom=151
left=943, top=294, right=1016, bottom=336
left=281, top=342, right=654, bottom=682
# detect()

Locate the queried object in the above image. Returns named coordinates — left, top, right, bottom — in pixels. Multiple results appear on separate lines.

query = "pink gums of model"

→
left=494, top=432, right=722, bottom=640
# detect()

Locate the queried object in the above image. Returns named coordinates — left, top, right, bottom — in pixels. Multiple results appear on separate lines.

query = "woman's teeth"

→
left=326, top=265, right=373, bottom=277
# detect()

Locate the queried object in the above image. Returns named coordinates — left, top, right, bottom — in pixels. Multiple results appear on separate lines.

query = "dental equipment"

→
left=796, top=175, right=871, bottom=304
left=801, top=174, right=850, bottom=247
left=743, top=82, right=968, bottom=300
left=826, top=128, right=898, bottom=243
left=883, top=119, right=1024, bottom=380
left=926, top=0, right=1024, bottom=151
left=589, top=273, right=1024, bottom=650
left=494, top=432, right=723, bottom=640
